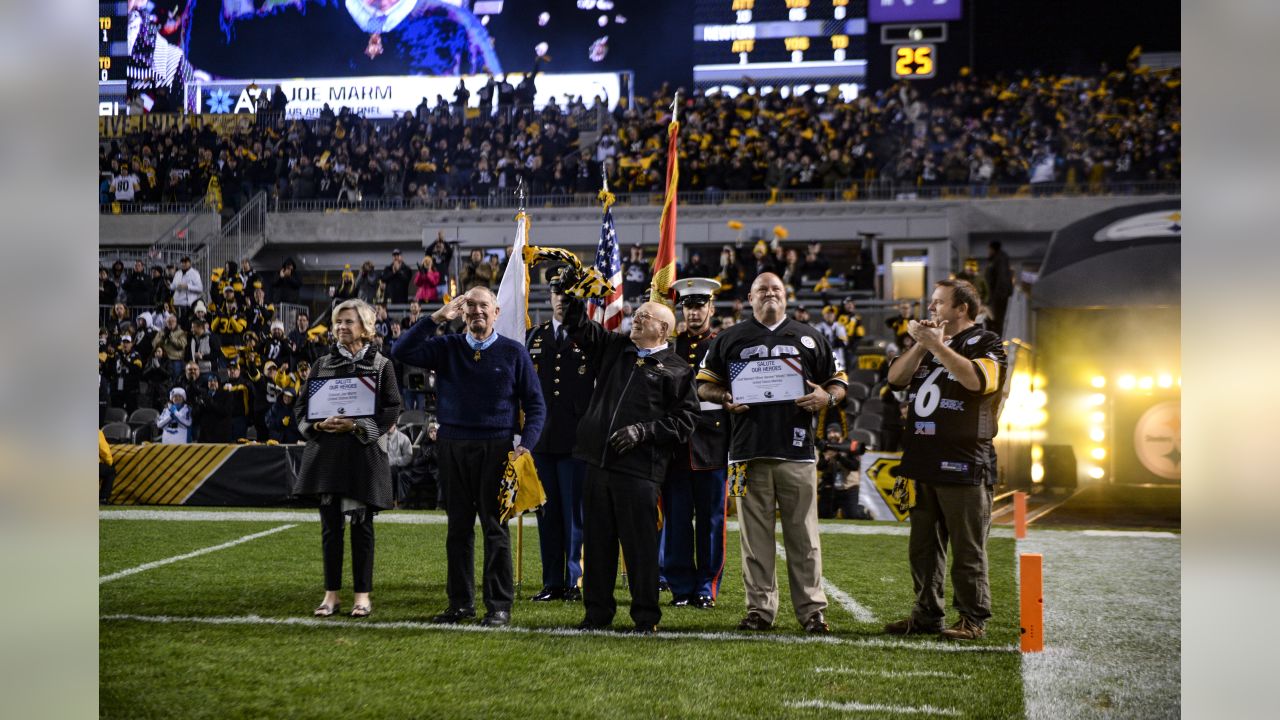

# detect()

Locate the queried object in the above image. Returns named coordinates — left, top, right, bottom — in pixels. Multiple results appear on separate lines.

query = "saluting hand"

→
left=432, top=295, right=467, bottom=324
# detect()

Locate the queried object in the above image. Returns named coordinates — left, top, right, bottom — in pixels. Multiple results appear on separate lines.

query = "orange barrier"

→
left=1020, top=553, right=1044, bottom=653
left=1014, top=491, right=1028, bottom=539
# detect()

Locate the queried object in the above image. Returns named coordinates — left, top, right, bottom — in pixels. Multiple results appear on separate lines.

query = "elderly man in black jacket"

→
left=563, top=296, right=699, bottom=634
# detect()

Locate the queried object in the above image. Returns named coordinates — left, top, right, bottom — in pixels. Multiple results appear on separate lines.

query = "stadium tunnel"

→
left=998, top=200, right=1180, bottom=517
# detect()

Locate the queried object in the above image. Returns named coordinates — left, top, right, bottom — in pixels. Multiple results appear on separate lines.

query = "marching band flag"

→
left=590, top=190, right=625, bottom=330
left=648, top=106, right=680, bottom=309
left=495, top=211, right=533, bottom=341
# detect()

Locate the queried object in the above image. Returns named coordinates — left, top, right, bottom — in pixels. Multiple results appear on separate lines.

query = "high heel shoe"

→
left=313, top=602, right=341, bottom=617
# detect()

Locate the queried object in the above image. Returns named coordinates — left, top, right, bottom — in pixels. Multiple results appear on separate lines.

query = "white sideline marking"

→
left=99, top=524, right=298, bottom=584
left=814, top=667, right=967, bottom=679
left=1079, top=529, right=1178, bottom=539
left=775, top=541, right=878, bottom=624
left=98, top=613, right=1017, bottom=652
left=785, top=700, right=961, bottom=716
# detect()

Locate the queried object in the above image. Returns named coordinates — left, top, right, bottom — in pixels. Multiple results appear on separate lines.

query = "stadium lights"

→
left=1090, top=375, right=1106, bottom=388
left=1157, top=373, right=1174, bottom=388
left=1030, top=463, right=1045, bottom=482
left=1087, top=393, right=1106, bottom=407
left=1091, top=447, right=1107, bottom=460
left=1030, top=444, right=1043, bottom=462
left=1138, top=376, right=1154, bottom=390
left=1089, top=411, right=1105, bottom=424
left=1087, top=466, right=1106, bottom=479
left=1089, top=427, right=1105, bottom=443
left=1117, top=374, right=1137, bottom=390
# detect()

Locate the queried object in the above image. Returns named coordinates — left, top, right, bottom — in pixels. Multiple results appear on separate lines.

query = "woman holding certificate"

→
left=294, top=299, right=402, bottom=619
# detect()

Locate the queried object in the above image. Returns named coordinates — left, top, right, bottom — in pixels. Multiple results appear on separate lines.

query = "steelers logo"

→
left=1133, top=400, right=1180, bottom=480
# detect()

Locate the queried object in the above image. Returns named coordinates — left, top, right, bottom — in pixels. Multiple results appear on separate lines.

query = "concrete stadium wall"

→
left=99, top=193, right=1179, bottom=263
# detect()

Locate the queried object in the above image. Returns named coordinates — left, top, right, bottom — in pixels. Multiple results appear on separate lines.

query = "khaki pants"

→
left=736, top=459, right=827, bottom=627
left=908, top=481, right=993, bottom=628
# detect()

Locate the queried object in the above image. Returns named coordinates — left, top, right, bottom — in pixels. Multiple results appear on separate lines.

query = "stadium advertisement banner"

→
left=867, top=0, right=963, bottom=24
left=188, top=72, right=623, bottom=119
left=98, top=112, right=263, bottom=139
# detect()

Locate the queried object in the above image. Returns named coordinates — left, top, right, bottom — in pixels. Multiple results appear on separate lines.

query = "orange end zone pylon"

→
left=1020, top=552, right=1044, bottom=652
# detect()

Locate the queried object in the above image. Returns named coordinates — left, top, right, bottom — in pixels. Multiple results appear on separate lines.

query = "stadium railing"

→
left=267, top=180, right=1180, bottom=213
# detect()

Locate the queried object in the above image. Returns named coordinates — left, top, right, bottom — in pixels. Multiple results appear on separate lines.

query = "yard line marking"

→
left=100, top=510, right=1030, bottom=538
left=98, top=613, right=1018, bottom=653
left=1079, top=530, right=1178, bottom=539
left=785, top=700, right=962, bottom=716
left=99, top=524, right=298, bottom=584
left=814, top=667, right=968, bottom=679
left=775, top=541, right=878, bottom=624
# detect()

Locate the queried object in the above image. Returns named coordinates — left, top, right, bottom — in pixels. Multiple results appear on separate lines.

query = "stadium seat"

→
left=847, top=368, right=880, bottom=388
left=845, top=382, right=871, bottom=402
left=128, top=408, right=159, bottom=425
left=400, top=423, right=423, bottom=445
left=102, top=421, right=133, bottom=444
left=399, top=409, right=427, bottom=427
left=859, top=397, right=886, bottom=418
left=850, top=428, right=878, bottom=451
left=130, top=424, right=154, bottom=444
left=104, top=407, right=128, bottom=424
left=841, top=397, right=861, bottom=416
left=853, top=413, right=883, bottom=433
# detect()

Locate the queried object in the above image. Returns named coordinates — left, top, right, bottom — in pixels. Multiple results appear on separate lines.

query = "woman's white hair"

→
left=330, top=298, right=378, bottom=341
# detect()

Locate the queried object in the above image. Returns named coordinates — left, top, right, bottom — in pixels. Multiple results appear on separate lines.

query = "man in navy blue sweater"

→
left=391, top=287, right=546, bottom=627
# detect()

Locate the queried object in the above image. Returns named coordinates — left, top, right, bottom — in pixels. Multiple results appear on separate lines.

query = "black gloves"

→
left=608, top=423, right=651, bottom=454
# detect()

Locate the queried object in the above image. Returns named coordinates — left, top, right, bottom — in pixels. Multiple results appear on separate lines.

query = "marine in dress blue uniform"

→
left=525, top=268, right=595, bottom=602
left=664, top=278, right=731, bottom=609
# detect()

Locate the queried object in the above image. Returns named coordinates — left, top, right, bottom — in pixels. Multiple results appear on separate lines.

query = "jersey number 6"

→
left=913, top=367, right=946, bottom=418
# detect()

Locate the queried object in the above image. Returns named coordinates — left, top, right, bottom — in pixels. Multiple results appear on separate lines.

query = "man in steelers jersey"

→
left=663, top=277, right=731, bottom=609
left=524, top=267, right=595, bottom=602
left=883, top=279, right=1007, bottom=641
left=695, top=272, right=848, bottom=634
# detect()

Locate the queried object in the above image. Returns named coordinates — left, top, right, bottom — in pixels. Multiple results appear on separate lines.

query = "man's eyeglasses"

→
left=633, top=311, right=665, bottom=326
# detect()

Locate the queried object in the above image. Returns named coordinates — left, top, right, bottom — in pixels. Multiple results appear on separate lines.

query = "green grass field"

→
left=100, top=511, right=1024, bottom=719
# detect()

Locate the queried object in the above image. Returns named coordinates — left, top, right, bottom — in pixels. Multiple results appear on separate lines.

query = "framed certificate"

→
left=306, top=376, right=378, bottom=421
left=729, top=358, right=806, bottom=405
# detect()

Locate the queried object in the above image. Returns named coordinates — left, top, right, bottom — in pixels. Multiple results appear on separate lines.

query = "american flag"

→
left=590, top=206, right=624, bottom=330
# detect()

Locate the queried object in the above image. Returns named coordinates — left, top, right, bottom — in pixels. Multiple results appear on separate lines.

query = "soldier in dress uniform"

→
left=524, top=267, right=596, bottom=602
left=663, top=277, right=731, bottom=609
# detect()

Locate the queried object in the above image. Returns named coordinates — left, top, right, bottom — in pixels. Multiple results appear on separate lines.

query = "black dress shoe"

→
left=804, top=613, right=831, bottom=634
left=431, top=607, right=476, bottom=624
left=480, top=610, right=510, bottom=627
left=670, top=595, right=693, bottom=607
left=737, top=611, right=773, bottom=631
left=562, top=587, right=582, bottom=602
left=575, top=617, right=610, bottom=631
left=658, top=580, right=671, bottom=593
left=531, top=587, right=565, bottom=602
left=629, top=624, right=658, bottom=635
left=691, top=594, right=716, bottom=609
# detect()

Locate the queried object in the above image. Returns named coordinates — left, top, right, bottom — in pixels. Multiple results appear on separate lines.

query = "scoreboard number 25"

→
left=891, top=44, right=936, bottom=79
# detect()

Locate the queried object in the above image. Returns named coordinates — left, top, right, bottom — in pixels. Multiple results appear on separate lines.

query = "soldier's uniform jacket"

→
left=525, top=320, right=596, bottom=455
left=676, top=328, right=728, bottom=470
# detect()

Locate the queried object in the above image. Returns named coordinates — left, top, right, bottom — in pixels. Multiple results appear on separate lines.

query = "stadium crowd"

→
left=100, top=64, right=1180, bottom=208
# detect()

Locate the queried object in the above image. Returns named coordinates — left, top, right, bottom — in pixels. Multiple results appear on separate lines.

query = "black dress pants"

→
left=582, top=465, right=661, bottom=628
left=437, top=438, right=514, bottom=613
left=319, top=501, right=375, bottom=594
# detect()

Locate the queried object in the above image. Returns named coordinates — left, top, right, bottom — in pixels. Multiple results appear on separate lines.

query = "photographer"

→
left=816, top=424, right=870, bottom=520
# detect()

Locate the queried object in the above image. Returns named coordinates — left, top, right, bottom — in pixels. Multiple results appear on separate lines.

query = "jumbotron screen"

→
left=106, top=1, right=644, bottom=87
left=693, top=0, right=867, bottom=68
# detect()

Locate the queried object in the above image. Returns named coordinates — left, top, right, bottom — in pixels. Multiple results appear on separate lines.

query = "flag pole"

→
left=671, top=89, right=679, bottom=124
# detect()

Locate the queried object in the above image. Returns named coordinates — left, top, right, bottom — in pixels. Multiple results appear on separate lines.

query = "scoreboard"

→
left=692, top=1, right=869, bottom=94
left=864, top=0, right=969, bottom=90
left=98, top=1, right=130, bottom=83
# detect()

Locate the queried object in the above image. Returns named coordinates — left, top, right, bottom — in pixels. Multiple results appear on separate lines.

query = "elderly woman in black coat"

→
left=294, top=298, right=402, bottom=618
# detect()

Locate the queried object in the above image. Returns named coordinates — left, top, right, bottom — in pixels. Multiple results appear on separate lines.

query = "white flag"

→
left=494, top=211, right=531, bottom=343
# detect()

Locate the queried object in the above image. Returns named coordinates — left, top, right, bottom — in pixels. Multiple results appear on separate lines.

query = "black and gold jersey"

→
left=890, top=325, right=1007, bottom=485
left=697, top=318, right=847, bottom=464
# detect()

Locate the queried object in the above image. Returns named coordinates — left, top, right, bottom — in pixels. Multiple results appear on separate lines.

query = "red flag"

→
left=649, top=114, right=679, bottom=308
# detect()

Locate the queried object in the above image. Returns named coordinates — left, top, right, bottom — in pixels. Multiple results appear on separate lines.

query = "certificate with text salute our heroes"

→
left=729, top=358, right=806, bottom=405
left=306, top=376, right=378, bottom=420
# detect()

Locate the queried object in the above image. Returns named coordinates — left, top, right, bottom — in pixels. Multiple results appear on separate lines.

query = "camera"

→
left=817, top=438, right=867, bottom=457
